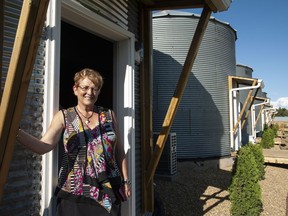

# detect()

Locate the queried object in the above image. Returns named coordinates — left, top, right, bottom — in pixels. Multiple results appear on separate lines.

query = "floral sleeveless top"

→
left=56, top=106, right=121, bottom=213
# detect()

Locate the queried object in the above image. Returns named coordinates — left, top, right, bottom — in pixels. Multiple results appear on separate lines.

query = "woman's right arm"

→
left=16, top=110, right=64, bottom=155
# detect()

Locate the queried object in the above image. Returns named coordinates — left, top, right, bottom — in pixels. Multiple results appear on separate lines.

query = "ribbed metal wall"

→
left=152, top=11, right=237, bottom=159
left=236, top=64, right=254, bottom=145
left=76, top=0, right=129, bottom=30
left=0, top=0, right=45, bottom=215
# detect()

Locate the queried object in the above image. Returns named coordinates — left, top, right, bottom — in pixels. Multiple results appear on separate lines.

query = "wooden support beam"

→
left=145, top=5, right=212, bottom=185
left=254, top=103, right=265, bottom=129
left=232, top=80, right=257, bottom=134
left=140, top=5, right=154, bottom=213
left=204, top=0, right=218, bottom=12
left=0, top=0, right=50, bottom=202
left=227, top=76, right=262, bottom=134
left=241, top=88, right=259, bottom=129
left=238, top=81, right=257, bottom=130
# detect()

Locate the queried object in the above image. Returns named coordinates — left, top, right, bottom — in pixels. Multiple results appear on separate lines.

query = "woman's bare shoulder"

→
left=51, top=110, right=65, bottom=129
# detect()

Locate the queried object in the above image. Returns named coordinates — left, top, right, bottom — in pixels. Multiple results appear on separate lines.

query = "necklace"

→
left=76, top=106, right=94, bottom=124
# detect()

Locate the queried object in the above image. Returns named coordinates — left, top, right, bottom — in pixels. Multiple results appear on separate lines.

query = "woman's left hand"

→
left=124, top=183, right=131, bottom=198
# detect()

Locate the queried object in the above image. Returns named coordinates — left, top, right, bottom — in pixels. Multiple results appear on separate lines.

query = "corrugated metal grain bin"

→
left=152, top=10, right=237, bottom=159
left=236, top=64, right=253, bottom=78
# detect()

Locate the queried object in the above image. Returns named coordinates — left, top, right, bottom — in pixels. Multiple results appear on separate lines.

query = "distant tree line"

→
left=275, top=107, right=288, bottom=116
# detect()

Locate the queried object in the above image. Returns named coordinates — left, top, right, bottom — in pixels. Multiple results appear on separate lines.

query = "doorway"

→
left=57, top=19, right=115, bottom=179
left=44, top=2, right=136, bottom=214
left=60, top=21, right=114, bottom=109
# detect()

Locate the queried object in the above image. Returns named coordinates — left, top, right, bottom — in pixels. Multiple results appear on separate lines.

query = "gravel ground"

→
left=155, top=158, right=288, bottom=216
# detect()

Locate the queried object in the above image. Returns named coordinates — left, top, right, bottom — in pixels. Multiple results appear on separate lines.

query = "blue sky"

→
left=186, top=0, right=288, bottom=108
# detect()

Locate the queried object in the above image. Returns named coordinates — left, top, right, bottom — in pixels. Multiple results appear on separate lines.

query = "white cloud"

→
left=271, top=97, right=288, bottom=109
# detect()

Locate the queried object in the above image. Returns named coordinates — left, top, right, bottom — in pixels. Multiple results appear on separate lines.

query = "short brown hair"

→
left=74, top=68, right=103, bottom=90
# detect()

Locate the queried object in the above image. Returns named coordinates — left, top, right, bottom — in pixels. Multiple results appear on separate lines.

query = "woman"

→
left=16, top=68, right=131, bottom=215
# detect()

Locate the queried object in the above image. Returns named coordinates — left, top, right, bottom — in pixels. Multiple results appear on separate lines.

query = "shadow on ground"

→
left=265, top=162, right=288, bottom=169
left=154, top=160, right=232, bottom=216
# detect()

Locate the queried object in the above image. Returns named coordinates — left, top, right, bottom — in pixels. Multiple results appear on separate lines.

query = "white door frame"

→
left=44, top=1, right=135, bottom=215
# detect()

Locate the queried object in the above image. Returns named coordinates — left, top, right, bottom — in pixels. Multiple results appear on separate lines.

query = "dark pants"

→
left=56, top=199, right=121, bottom=216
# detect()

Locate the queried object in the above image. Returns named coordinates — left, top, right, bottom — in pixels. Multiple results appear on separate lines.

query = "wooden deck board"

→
left=263, top=146, right=288, bottom=164
left=263, top=120, right=288, bottom=164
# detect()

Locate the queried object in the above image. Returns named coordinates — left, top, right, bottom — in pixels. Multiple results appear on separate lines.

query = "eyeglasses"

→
left=77, top=85, right=99, bottom=94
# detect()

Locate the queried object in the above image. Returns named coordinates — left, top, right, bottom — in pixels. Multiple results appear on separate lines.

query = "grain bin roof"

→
left=236, top=64, right=254, bottom=72
left=153, top=10, right=237, bottom=39
left=142, top=0, right=232, bottom=12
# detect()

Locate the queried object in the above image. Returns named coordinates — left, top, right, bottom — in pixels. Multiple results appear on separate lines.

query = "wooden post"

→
left=140, top=5, right=154, bottom=212
left=145, top=5, right=212, bottom=185
left=0, top=0, right=50, bottom=202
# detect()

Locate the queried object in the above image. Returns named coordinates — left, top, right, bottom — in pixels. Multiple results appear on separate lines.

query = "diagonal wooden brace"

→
left=0, top=0, right=50, bottom=202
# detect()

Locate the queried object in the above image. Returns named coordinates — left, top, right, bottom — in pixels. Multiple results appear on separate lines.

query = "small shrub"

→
left=229, top=146, right=262, bottom=216
left=270, top=124, right=279, bottom=137
left=248, top=143, right=265, bottom=180
left=260, top=128, right=275, bottom=149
